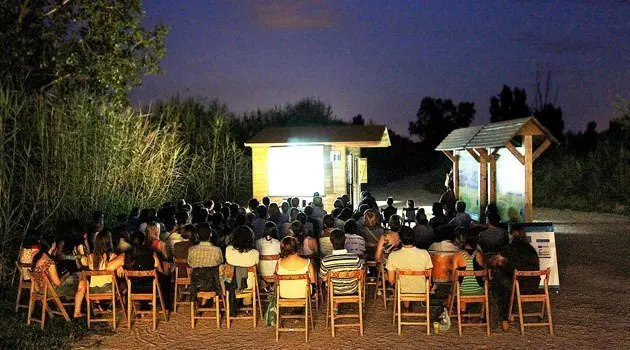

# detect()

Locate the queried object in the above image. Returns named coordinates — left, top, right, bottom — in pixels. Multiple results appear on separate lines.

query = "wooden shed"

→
left=245, top=125, right=391, bottom=210
left=436, top=117, right=558, bottom=222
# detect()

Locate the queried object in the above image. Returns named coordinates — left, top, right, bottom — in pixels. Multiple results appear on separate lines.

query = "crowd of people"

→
left=19, top=186, right=540, bottom=333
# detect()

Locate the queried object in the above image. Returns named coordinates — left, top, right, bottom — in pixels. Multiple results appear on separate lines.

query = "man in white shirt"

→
left=387, top=226, right=433, bottom=294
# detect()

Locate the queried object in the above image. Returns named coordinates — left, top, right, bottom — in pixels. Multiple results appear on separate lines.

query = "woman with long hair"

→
left=276, top=236, right=316, bottom=299
left=375, top=214, right=402, bottom=262
left=30, top=235, right=85, bottom=318
left=255, top=222, right=281, bottom=278
left=145, top=222, right=167, bottom=260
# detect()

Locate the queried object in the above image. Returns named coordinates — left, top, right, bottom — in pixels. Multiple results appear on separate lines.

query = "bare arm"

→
left=308, top=260, right=316, bottom=284
left=153, top=254, right=163, bottom=274
left=47, top=263, right=62, bottom=287
left=375, top=235, right=386, bottom=262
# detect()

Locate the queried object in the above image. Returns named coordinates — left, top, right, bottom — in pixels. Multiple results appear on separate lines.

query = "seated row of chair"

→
left=16, top=260, right=553, bottom=341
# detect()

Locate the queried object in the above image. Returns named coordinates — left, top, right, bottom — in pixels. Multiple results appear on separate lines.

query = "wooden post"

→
left=453, top=154, right=460, bottom=199
left=488, top=154, right=499, bottom=205
left=524, top=135, right=533, bottom=222
left=477, top=149, right=488, bottom=223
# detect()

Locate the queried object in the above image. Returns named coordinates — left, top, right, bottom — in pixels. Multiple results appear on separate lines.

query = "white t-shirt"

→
left=226, top=245, right=260, bottom=289
left=386, top=246, right=433, bottom=293
left=255, top=238, right=281, bottom=277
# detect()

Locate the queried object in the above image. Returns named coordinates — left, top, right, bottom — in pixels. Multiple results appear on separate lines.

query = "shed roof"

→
left=245, top=125, right=391, bottom=148
left=435, top=117, right=559, bottom=151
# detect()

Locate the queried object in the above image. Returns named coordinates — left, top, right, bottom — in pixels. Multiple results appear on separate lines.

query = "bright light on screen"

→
left=268, top=146, right=325, bottom=196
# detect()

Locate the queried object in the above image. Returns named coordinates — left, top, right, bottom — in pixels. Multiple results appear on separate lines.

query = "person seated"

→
left=276, top=236, right=316, bottom=299
left=280, top=201, right=291, bottom=222
left=386, top=226, right=433, bottom=296
left=304, top=205, right=323, bottom=237
left=255, top=222, right=281, bottom=278
left=124, top=231, right=165, bottom=294
left=403, top=199, right=418, bottom=224
left=429, top=225, right=460, bottom=253
left=319, top=214, right=336, bottom=258
left=492, top=226, right=540, bottom=331
left=375, top=215, right=403, bottom=262
left=428, top=202, right=449, bottom=230
left=331, top=198, right=345, bottom=218
left=188, top=225, right=223, bottom=268
left=336, top=208, right=353, bottom=228
left=449, top=201, right=472, bottom=228
left=320, top=229, right=363, bottom=299
left=343, top=219, right=366, bottom=264
left=311, top=196, right=327, bottom=218
left=290, top=197, right=301, bottom=210
left=145, top=222, right=167, bottom=261
left=298, top=223, right=319, bottom=258
left=247, top=198, right=260, bottom=214
left=269, top=202, right=288, bottom=239
left=30, top=235, right=84, bottom=318
left=173, top=224, right=196, bottom=260
left=262, top=196, right=271, bottom=208
left=478, top=212, right=508, bottom=256
left=225, top=225, right=260, bottom=292
left=251, top=204, right=269, bottom=240
left=296, top=212, right=313, bottom=238
left=82, top=233, right=125, bottom=301
left=413, top=209, right=434, bottom=250
left=381, top=197, right=398, bottom=225
left=362, top=209, right=384, bottom=260
left=341, top=194, right=352, bottom=210
left=452, top=232, right=486, bottom=311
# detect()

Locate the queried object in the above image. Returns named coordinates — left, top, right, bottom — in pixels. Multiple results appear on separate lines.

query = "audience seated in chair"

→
left=412, top=209, right=434, bottom=250
left=276, top=236, right=316, bottom=299
left=319, top=214, right=336, bottom=258
left=343, top=219, right=365, bottom=264
left=449, top=201, right=472, bottom=228
left=386, top=226, right=433, bottom=301
left=375, top=215, right=402, bottom=262
left=429, top=202, right=449, bottom=230
left=320, top=229, right=363, bottom=303
left=255, top=222, right=281, bottom=278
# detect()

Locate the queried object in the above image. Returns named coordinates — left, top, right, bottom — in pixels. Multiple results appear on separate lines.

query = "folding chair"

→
left=452, top=270, right=490, bottom=336
left=275, top=273, right=314, bottom=342
left=226, top=265, right=263, bottom=328
left=299, top=254, right=320, bottom=311
left=173, top=258, right=191, bottom=313
left=508, top=268, right=554, bottom=335
left=81, top=270, right=126, bottom=329
left=27, top=271, right=71, bottom=329
left=125, top=269, right=168, bottom=331
left=325, top=270, right=364, bottom=337
left=190, top=290, right=227, bottom=329
left=392, top=269, right=430, bottom=335
left=258, top=254, right=280, bottom=305
left=374, top=261, right=394, bottom=308
left=15, top=262, right=32, bottom=312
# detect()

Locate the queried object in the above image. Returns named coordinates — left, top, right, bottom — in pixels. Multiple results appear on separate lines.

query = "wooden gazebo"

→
left=435, top=117, right=558, bottom=222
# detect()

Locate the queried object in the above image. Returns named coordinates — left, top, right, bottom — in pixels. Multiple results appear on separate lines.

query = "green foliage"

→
left=0, top=0, right=168, bottom=99
left=408, top=96, right=476, bottom=150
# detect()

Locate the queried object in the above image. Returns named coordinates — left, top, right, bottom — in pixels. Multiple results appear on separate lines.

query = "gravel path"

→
left=75, top=176, right=630, bottom=349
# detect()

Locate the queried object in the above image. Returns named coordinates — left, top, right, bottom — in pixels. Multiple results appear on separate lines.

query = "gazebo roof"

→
left=435, top=117, right=559, bottom=151
left=245, top=125, right=391, bottom=148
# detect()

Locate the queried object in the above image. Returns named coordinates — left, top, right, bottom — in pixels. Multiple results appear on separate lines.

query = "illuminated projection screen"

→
left=496, top=147, right=525, bottom=222
left=456, top=150, right=480, bottom=220
left=267, top=146, right=325, bottom=197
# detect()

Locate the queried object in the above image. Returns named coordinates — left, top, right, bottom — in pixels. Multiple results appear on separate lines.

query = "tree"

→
left=489, top=85, right=531, bottom=122
left=532, top=68, right=565, bottom=143
left=0, top=1, right=169, bottom=99
left=352, top=114, right=365, bottom=125
left=408, top=97, right=476, bottom=149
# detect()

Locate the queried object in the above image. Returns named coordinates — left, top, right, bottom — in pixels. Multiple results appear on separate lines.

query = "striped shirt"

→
left=320, top=249, right=363, bottom=295
left=344, top=234, right=366, bottom=263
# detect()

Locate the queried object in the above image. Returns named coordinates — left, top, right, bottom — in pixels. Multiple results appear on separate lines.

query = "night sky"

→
left=130, top=1, right=630, bottom=136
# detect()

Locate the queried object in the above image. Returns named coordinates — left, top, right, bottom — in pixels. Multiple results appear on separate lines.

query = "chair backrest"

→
left=395, top=269, right=431, bottom=294
left=328, top=269, right=364, bottom=280
left=16, top=261, right=32, bottom=281
left=259, top=254, right=280, bottom=261
left=125, top=269, right=157, bottom=278
left=275, top=273, right=310, bottom=298
left=29, top=270, right=53, bottom=296
left=173, top=258, right=187, bottom=265
left=514, top=268, right=550, bottom=289
left=80, top=270, right=115, bottom=294
left=455, top=270, right=488, bottom=278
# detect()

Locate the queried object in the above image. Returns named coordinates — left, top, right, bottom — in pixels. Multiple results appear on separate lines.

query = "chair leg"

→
left=226, top=291, right=231, bottom=330
left=397, top=292, right=401, bottom=335
left=508, top=281, right=516, bottom=322
left=546, top=296, right=554, bottom=335
left=516, top=285, right=524, bottom=335
left=359, top=289, right=364, bottom=336
left=27, top=294, right=35, bottom=325
left=87, top=294, right=92, bottom=329
left=156, top=283, right=168, bottom=322
left=305, top=297, right=309, bottom=342
left=275, top=304, right=280, bottom=342
left=426, top=294, right=431, bottom=335
left=190, top=301, right=195, bottom=329
left=215, top=296, right=220, bottom=329
left=127, top=283, right=132, bottom=329
left=253, top=289, right=257, bottom=328
left=40, top=298, right=47, bottom=330
left=173, top=282, right=178, bottom=313
left=485, top=290, right=491, bottom=336
left=112, top=291, right=117, bottom=330
left=325, top=286, right=330, bottom=329
left=392, top=290, right=396, bottom=326
left=15, top=279, right=23, bottom=313
left=457, top=289, right=462, bottom=336
left=152, top=284, right=157, bottom=332
left=331, top=293, right=335, bottom=337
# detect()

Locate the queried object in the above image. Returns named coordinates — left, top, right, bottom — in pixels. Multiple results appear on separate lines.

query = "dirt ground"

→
left=75, top=176, right=630, bottom=349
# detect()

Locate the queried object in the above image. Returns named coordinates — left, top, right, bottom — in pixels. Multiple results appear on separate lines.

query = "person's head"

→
left=406, top=199, right=415, bottom=208
left=178, top=199, right=187, bottom=209
left=280, top=201, right=290, bottom=214
left=341, top=194, right=350, bottom=204
left=93, top=232, right=112, bottom=268
left=280, top=236, right=299, bottom=258
left=32, top=234, right=56, bottom=266
left=197, top=224, right=212, bottom=243
left=235, top=213, right=247, bottom=226
left=415, top=209, right=428, bottom=225
left=330, top=229, right=346, bottom=250
left=130, top=207, right=140, bottom=218
left=313, top=196, right=323, bottom=208
left=323, top=214, right=335, bottom=229
left=386, top=197, right=394, bottom=206
left=435, top=225, right=455, bottom=242
left=358, top=204, right=369, bottom=216
left=333, top=199, right=344, bottom=209
left=193, top=208, right=209, bottom=224
left=485, top=203, right=499, bottom=217
left=343, top=219, right=359, bottom=236
left=246, top=212, right=255, bottom=224
left=256, top=204, right=268, bottom=219
left=268, top=202, right=281, bottom=218
left=304, top=205, right=314, bottom=217
left=176, top=210, right=190, bottom=227
left=248, top=198, right=259, bottom=212
left=432, top=202, right=444, bottom=217
left=388, top=214, right=403, bottom=232
left=455, top=201, right=466, bottom=213
left=263, top=221, right=279, bottom=241
left=145, top=222, right=160, bottom=242
left=338, top=208, right=353, bottom=221
left=290, top=197, right=300, bottom=208
left=204, top=200, right=215, bottom=212
left=289, top=207, right=299, bottom=221
left=462, top=231, right=478, bottom=250
left=290, top=220, right=303, bottom=237
left=212, top=212, right=224, bottom=226
left=487, top=212, right=501, bottom=227
left=231, top=225, right=254, bottom=252
left=182, top=224, right=196, bottom=240
left=509, top=225, right=527, bottom=241
left=262, top=196, right=271, bottom=207
left=399, top=226, right=415, bottom=246
left=296, top=212, right=307, bottom=225
left=363, top=209, right=379, bottom=228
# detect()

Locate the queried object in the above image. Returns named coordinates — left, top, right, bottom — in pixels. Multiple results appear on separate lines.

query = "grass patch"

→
left=0, top=287, right=110, bottom=350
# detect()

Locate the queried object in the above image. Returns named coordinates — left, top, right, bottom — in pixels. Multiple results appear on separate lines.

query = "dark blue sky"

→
left=130, top=1, right=629, bottom=136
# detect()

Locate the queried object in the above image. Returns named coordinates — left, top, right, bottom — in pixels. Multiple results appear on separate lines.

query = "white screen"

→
left=267, top=146, right=325, bottom=196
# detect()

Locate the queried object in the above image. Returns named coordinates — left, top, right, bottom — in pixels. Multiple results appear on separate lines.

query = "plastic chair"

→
left=452, top=270, right=490, bottom=336
left=392, top=269, right=431, bottom=335
left=27, top=271, right=71, bottom=329
left=325, top=269, right=364, bottom=337
left=81, top=270, right=126, bottom=329
left=125, top=269, right=168, bottom=331
left=508, top=268, right=554, bottom=335
left=275, top=273, right=314, bottom=342
left=226, top=265, right=263, bottom=329
left=173, top=258, right=191, bottom=313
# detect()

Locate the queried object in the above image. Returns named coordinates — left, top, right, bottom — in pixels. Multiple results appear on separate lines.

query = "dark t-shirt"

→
left=478, top=227, right=509, bottom=253
left=501, top=238, right=540, bottom=293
